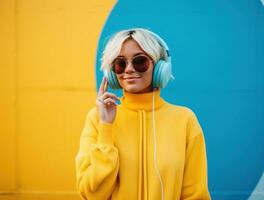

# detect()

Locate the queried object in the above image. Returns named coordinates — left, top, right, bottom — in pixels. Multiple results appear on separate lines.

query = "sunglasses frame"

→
left=111, top=54, right=154, bottom=74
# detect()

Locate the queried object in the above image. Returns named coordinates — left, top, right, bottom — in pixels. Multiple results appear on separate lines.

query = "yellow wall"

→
left=0, top=0, right=16, bottom=193
left=0, top=0, right=115, bottom=199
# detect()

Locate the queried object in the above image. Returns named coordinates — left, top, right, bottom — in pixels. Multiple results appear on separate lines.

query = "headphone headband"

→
left=147, top=31, right=169, bottom=51
left=145, top=30, right=170, bottom=59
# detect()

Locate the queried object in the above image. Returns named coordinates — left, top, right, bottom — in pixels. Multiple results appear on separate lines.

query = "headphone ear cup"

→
left=152, top=60, right=172, bottom=88
left=105, top=70, right=122, bottom=89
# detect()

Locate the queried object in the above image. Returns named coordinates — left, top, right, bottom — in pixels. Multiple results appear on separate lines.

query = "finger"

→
left=104, top=98, right=117, bottom=103
left=98, top=76, right=106, bottom=96
left=106, top=102, right=118, bottom=106
left=103, top=76, right=108, bottom=92
left=96, top=97, right=117, bottom=106
left=102, top=92, right=120, bottom=100
left=96, top=95, right=117, bottom=103
left=104, top=98, right=118, bottom=106
left=96, top=98, right=105, bottom=105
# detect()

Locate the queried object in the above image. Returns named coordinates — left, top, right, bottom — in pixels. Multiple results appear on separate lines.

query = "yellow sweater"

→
left=75, top=89, right=211, bottom=200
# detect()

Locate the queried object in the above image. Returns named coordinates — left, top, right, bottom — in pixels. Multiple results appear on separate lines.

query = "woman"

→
left=75, top=28, right=211, bottom=200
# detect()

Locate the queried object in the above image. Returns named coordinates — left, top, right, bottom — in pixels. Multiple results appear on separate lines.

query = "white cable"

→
left=152, top=88, right=164, bottom=200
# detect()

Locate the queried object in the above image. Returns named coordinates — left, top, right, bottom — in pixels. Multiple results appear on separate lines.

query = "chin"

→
left=123, top=84, right=152, bottom=94
left=123, top=86, right=142, bottom=93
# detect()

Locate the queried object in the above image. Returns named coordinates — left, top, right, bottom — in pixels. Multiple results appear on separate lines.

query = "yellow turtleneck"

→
left=75, top=89, right=211, bottom=200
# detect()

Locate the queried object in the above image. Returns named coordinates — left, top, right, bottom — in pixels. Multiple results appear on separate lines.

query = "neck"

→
left=119, top=88, right=165, bottom=111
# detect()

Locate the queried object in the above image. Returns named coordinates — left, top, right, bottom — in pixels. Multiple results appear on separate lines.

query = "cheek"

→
left=142, top=73, right=152, bottom=85
left=116, top=75, right=127, bottom=88
left=140, top=67, right=154, bottom=86
left=146, top=68, right=154, bottom=83
left=116, top=75, right=123, bottom=85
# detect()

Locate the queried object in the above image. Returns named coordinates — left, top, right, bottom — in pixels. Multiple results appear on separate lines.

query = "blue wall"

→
left=96, top=0, right=264, bottom=199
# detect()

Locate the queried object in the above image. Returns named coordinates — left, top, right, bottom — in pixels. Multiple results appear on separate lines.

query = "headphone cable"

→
left=152, top=88, right=164, bottom=200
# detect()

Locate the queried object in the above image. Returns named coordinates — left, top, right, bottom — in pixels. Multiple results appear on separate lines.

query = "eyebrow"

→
left=117, top=52, right=145, bottom=58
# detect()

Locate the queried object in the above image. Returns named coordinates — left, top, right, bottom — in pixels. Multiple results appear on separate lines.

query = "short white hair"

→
left=100, top=28, right=168, bottom=72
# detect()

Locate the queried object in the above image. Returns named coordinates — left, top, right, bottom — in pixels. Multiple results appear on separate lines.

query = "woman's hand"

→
left=96, top=76, right=119, bottom=124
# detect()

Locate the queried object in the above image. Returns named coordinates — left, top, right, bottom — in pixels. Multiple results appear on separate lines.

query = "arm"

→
left=75, top=107, right=119, bottom=200
left=180, top=110, right=211, bottom=200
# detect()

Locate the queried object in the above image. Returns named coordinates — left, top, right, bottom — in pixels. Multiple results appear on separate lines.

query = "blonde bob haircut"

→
left=100, top=28, right=168, bottom=73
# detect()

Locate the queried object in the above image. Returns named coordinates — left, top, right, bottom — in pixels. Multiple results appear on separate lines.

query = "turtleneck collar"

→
left=119, top=88, right=165, bottom=111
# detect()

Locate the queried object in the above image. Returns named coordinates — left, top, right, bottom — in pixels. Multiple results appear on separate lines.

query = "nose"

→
left=124, top=61, right=135, bottom=73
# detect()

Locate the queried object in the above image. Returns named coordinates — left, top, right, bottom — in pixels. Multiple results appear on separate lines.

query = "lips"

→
left=124, top=77, right=140, bottom=79
left=123, top=77, right=140, bottom=82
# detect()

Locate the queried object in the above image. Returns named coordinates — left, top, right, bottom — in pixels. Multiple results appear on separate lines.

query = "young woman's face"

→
left=114, top=39, right=154, bottom=94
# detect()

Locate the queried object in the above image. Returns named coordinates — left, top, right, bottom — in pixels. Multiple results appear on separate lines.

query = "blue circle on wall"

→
left=95, top=1, right=264, bottom=199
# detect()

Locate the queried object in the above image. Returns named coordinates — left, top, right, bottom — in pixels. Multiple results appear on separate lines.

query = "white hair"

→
left=100, top=28, right=168, bottom=72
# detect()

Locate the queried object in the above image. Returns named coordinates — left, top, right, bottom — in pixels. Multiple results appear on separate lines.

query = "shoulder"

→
left=164, top=102, right=202, bottom=138
left=164, top=101, right=197, bottom=119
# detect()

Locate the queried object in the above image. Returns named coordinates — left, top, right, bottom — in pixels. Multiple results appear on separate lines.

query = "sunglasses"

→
left=111, top=55, right=153, bottom=74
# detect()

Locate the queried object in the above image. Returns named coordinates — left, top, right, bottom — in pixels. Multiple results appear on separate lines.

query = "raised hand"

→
left=96, top=76, right=119, bottom=124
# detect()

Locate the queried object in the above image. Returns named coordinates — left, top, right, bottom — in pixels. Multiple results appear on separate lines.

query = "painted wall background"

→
left=96, top=0, right=264, bottom=200
left=0, top=0, right=115, bottom=199
left=0, top=0, right=263, bottom=200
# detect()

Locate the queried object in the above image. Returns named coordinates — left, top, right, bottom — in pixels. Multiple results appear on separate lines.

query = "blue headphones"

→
left=104, top=30, right=173, bottom=89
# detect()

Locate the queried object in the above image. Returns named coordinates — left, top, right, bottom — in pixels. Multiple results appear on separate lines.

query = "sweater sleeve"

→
left=180, top=110, right=211, bottom=200
left=75, top=107, right=119, bottom=200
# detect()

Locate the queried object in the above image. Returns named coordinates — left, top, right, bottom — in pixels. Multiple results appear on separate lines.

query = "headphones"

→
left=104, top=30, right=173, bottom=89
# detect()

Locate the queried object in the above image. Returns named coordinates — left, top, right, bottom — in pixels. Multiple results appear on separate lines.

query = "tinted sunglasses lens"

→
left=132, top=56, right=150, bottom=72
left=113, top=58, right=126, bottom=74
